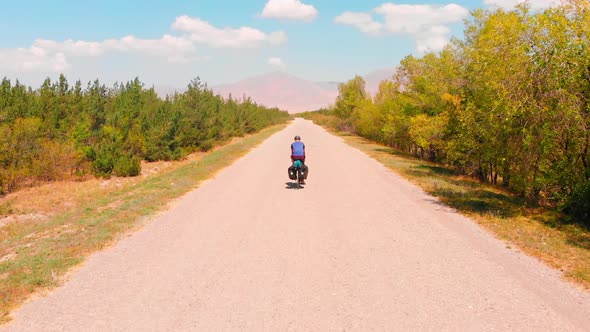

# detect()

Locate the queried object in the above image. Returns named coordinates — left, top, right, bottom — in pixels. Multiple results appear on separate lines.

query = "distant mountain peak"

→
left=156, top=68, right=397, bottom=112
left=212, top=72, right=338, bottom=113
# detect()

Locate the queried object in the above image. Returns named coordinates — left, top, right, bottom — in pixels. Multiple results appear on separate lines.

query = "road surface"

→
left=5, top=119, right=590, bottom=331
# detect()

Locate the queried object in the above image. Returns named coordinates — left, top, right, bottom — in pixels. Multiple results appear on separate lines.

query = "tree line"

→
left=0, top=75, right=289, bottom=194
left=325, top=1, right=590, bottom=222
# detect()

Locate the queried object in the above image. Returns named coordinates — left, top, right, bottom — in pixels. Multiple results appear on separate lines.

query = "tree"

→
left=334, top=76, right=368, bottom=119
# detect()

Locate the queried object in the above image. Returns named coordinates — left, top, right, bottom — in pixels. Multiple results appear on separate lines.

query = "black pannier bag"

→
left=288, top=166, right=297, bottom=180
left=300, top=165, right=308, bottom=179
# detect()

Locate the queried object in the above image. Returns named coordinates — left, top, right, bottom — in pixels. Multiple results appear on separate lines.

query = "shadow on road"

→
left=285, top=182, right=305, bottom=190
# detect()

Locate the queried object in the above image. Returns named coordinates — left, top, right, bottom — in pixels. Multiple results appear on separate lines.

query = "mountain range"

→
left=155, top=68, right=395, bottom=114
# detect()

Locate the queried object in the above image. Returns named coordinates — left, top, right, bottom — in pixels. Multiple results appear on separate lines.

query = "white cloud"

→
left=0, top=34, right=198, bottom=73
left=34, top=39, right=104, bottom=56
left=103, top=34, right=197, bottom=63
left=1, top=15, right=286, bottom=73
left=415, top=26, right=451, bottom=53
left=261, top=0, right=318, bottom=22
left=0, top=47, right=68, bottom=72
left=376, top=4, right=468, bottom=35
left=335, top=3, right=469, bottom=53
left=172, top=15, right=287, bottom=48
left=32, top=35, right=197, bottom=63
left=334, top=12, right=383, bottom=35
left=484, top=0, right=560, bottom=10
left=269, top=57, right=285, bottom=68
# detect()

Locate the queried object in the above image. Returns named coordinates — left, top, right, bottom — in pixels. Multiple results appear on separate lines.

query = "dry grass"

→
left=0, top=155, right=201, bottom=226
left=0, top=124, right=287, bottom=323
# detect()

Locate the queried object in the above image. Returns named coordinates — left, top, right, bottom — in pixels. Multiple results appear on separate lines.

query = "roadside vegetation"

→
left=0, top=76, right=289, bottom=195
left=301, top=0, right=590, bottom=289
left=0, top=123, right=287, bottom=323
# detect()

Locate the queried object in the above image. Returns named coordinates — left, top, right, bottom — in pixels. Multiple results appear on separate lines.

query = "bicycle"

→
left=289, top=160, right=308, bottom=189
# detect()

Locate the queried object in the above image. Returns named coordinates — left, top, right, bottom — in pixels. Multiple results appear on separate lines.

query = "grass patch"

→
left=0, top=123, right=287, bottom=323
left=0, top=202, right=13, bottom=218
left=303, top=116, right=590, bottom=290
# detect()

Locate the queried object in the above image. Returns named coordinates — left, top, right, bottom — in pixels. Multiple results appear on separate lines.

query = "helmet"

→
left=294, top=135, right=301, bottom=141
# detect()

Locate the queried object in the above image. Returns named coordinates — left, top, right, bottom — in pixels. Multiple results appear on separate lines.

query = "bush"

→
left=564, top=182, right=590, bottom=225
left=92, top=153, right=115, bottom=177
left=113, top=155, right=141, bottom=177
left=144, top=143, right=176, bottom=162
left=199, top=139, right=215, bottom=152
left=35, top=140, right=81, bottom=181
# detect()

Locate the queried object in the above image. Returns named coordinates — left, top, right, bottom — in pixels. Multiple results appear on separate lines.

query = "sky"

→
left=0, top=0, right=559, bottom=88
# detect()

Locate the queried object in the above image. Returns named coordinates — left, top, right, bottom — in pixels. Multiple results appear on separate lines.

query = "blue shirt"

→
left=291, top=141, right=305, bottom=156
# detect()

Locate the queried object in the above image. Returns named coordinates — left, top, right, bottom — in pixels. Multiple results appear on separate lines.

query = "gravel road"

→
left=5, top=118, right=590, bottom=331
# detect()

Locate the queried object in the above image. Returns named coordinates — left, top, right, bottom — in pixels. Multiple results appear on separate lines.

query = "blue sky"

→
left=0, top=0, right=553, bottom=88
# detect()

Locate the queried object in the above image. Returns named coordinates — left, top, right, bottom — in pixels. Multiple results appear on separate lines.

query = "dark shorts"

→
left=291, top=155, right=305, bottom=163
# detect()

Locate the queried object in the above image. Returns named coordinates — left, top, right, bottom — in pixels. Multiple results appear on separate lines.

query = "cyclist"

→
left=291, top=135, right=307, bottom=184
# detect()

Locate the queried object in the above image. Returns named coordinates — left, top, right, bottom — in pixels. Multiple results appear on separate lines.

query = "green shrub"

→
left=92, top=153, right=115, bottom=177
left=199, top=139, right=215, bottom=152
left=113, top=155, right=141, bottom=177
